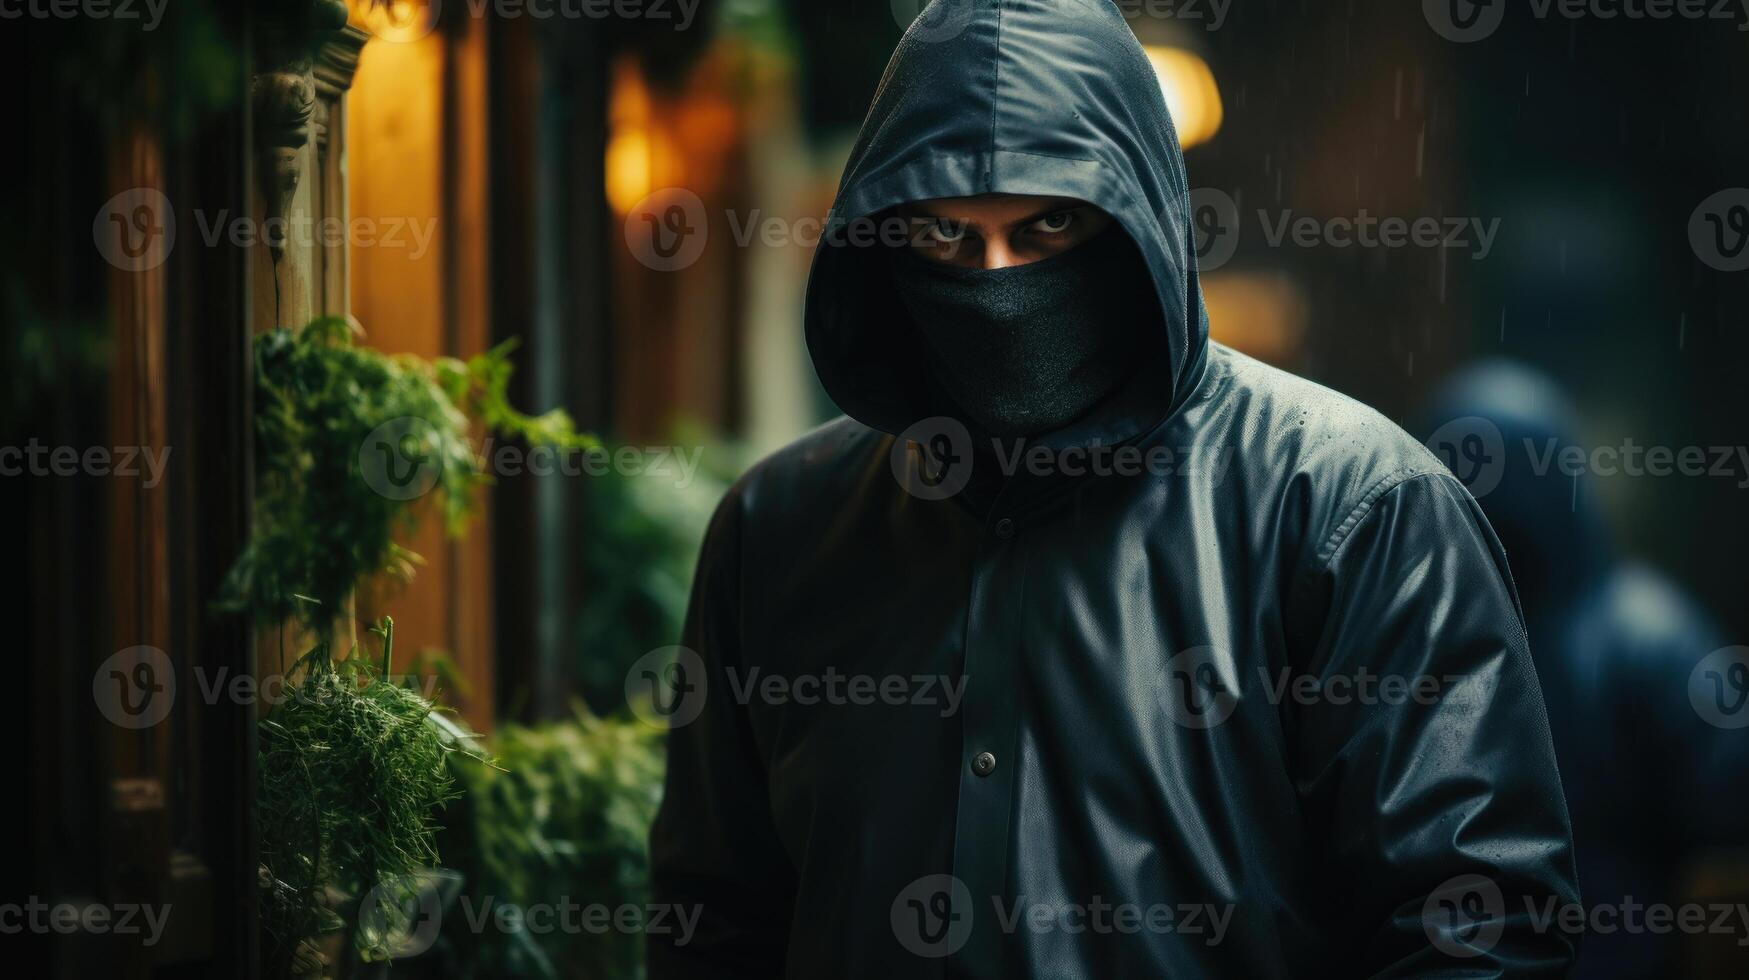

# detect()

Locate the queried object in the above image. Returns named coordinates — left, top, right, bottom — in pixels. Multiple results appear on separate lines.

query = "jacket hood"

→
left=804, top=0, right=1210, bottom=440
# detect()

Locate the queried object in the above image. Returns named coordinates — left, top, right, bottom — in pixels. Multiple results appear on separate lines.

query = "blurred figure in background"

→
left=1420, top=360, right=1749, bottom=978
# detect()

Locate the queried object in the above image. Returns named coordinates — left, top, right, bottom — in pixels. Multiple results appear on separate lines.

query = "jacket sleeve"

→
left=647, top=489, right=796, bottom=977
left=1291, top=471, right=1581, bottom=977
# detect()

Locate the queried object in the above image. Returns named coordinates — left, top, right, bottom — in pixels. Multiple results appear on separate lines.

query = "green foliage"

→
left=258, top=618, right=488, bottom=975
left=436, top=337, right=602, bottom=458
left=237, top=318, right=602, bottom=976
left=431, top=710, right=666, bottom=980
left=219, top=320, right=601, bottom=629
left=572, top=429, right=743, bottom=715
left=0, top=280, right=111, bottom=431
left=219, top=317, right=483, bottom=626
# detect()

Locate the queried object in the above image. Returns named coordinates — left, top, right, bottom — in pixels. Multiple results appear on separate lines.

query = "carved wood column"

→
left=251, top=1, right=366, bottom=332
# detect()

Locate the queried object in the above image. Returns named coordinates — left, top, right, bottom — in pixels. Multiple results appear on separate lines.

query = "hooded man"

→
left=650, top=1, right=1580, bottom=976
left=1420, top=362, right=1749, bottom=978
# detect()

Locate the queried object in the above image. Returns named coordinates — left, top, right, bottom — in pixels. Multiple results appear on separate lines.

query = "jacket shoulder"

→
left=1215, top=343, right=1444, bottom=477
left=1197, top=344, right=1460, bottom=567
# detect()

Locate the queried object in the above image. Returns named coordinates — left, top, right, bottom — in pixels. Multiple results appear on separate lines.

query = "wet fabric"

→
left=651, top=2, right=1580, bottom=977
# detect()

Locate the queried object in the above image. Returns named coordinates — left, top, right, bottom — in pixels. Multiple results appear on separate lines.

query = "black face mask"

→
left=890, top=225, right=1161, bottom=438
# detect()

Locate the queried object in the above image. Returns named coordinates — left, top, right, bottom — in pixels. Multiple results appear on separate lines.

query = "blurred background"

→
left=2, top=0, right=1746, bottom=976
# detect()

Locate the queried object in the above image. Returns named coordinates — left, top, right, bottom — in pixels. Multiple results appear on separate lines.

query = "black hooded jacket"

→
left=650, top=2, right=1580, bottom=976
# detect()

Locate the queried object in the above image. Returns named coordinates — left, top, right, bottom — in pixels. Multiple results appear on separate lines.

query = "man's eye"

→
left=1031, top=211, right=1076, bottom=235
left=926, top=220, right=968, bottom=244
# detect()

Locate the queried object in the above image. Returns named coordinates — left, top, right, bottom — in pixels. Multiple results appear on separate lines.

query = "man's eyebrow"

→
left=1015, top=202, right=1086, bottom=224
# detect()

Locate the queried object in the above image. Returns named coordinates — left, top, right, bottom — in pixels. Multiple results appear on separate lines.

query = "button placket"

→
left=946, top=518, right=1026, bottom=978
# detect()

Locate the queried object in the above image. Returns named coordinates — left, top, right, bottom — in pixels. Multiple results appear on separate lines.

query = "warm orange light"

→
left=1202, top=272, right=1309, bottom=365
left=1144, top=46, right=1224, bottom=150
left=606, top=58, right=690, bottom=216
left=606, top=128, right=657, bottom=217
left=351, top=0, right=439, bottom=43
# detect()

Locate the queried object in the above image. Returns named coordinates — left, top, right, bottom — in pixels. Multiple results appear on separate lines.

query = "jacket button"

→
left=993, top=518, right=1015, bottom=539
left=971, top=751, right=997, bottom=777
